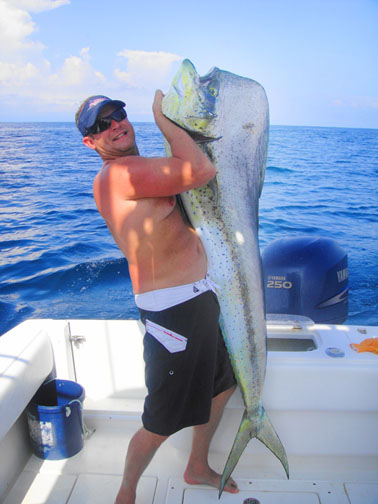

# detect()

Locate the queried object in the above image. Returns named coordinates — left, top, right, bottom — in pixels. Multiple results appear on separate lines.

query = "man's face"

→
left=83, top=103, right=138, bottom=159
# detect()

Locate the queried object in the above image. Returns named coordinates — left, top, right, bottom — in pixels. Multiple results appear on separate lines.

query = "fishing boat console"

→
left=1, top=317, right=377, bottom=503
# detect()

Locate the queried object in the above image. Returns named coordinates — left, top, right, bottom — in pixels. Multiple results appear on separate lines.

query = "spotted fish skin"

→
left=162, top=59, right=289, bottom=497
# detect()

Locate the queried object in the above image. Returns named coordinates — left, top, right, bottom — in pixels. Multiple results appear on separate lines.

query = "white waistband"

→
left=135, top=273, right=218, bottom=312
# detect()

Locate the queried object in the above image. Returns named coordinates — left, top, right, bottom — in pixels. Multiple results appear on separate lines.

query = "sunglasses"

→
left=86, top=108, right=127, bottom=135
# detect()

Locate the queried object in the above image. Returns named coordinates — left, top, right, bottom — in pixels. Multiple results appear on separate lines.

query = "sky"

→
left=0, top=0, right=377, bottom=128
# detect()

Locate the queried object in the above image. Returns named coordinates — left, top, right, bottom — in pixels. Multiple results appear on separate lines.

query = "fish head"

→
left=162, top=59, right=219, bottom=140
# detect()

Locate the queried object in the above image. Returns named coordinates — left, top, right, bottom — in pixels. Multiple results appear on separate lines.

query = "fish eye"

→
left=208, top=86, right=217, bottom=97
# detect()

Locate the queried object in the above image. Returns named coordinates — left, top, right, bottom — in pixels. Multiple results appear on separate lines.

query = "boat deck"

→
left=4, top=412, right=378, bottom=504
left=2, top=318, right=378, bottom=503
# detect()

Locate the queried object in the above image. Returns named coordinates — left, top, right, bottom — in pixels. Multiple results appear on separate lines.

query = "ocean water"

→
left=0, top=123, right=377, bottom=336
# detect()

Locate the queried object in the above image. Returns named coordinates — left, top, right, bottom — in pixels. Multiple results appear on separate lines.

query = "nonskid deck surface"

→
left=8, top=473, right=378, bottom=504
left=4, top=416, right=378, bottom=504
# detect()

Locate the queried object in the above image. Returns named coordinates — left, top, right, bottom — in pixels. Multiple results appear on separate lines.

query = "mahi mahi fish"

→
left=162, top=59, right=289, bottom=497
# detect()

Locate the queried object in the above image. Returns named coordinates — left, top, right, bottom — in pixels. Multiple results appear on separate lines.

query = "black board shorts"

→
left=138, top=290, right=236, bottom=436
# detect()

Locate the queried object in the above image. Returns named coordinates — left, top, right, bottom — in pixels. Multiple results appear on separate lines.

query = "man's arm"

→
left=152, top=90, right=214, bottom=177
left=102, top=90, right=216, bottom=200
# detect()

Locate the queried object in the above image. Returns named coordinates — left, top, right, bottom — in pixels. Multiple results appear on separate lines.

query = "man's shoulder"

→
left=97, top=155, right=142, bottom=182
left=95, top=155, right=155, bottom=203
left=105, top=155, right=148, bottom=170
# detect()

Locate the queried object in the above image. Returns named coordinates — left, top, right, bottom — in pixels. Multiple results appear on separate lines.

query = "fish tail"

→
left=219, top=406, right=289, bottom=498
left=256, top=406, right=289, bottom=478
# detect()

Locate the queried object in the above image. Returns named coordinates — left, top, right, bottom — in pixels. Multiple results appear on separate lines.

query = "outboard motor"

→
left=262, top=236, right=348, bottom=324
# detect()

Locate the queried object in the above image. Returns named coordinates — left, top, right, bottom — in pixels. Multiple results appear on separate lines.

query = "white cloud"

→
left=115, top=50, right=182, bottom=89
left=49, top=48, right=106, bottom=89
left=0, top=1, right=182, bottom=119
left=111, top=49, right=183, bottom=116
left=0, top=48, right=108, bottom=109
left=0, top=0, right=48, bottom=94
left=0, top=61, right=38, bottom=85
left=0, top=0, right=69, bottom=54
left=0, top=0, right=38, bottom=55
left=0, top=0, right=106, bottom=111
left=44, top=48, right=108, bottom=107
left=11, top=0, right=70, bottom=13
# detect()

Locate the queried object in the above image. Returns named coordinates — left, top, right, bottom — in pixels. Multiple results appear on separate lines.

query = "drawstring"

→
left=193, top=272, right=220, bottom=295
left=205, top=272, right=220, bottom=294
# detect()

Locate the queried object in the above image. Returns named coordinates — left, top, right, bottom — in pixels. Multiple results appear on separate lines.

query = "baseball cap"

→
left=77, top=95, right=126, bottom=136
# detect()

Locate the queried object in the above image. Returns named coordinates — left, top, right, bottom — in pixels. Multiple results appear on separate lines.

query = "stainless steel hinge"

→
left=69, top=334, right=87, bottom=349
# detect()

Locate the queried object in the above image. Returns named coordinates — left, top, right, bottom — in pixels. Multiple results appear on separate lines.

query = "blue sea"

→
left=0, top=123, right=377, bottom=336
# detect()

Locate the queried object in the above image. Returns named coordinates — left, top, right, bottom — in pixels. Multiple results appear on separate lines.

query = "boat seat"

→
left=0, top=322, right=54, bottom=441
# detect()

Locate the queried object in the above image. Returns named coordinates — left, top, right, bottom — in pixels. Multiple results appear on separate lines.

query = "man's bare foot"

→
left=184, top=467, right=239, bottom=494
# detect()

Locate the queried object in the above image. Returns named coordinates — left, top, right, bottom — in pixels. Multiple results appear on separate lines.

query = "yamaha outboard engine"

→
left=262, top=236, right=348, bottom=324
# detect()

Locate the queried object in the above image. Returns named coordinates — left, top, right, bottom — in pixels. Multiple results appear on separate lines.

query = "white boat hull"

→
left=1, top=317, right=378, bottom=503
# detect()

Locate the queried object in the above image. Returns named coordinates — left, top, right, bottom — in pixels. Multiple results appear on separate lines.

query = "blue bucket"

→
left=26, top=379, right=85, bottom=460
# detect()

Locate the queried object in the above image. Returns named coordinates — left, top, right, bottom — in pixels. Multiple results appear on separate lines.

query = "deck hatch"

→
left=267, top=336, right=317, bottom=352
left=166, top=478, right=341, bottom=503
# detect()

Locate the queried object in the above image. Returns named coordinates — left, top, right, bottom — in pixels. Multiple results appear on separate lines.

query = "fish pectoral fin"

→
left=257, top=406, right=289, bottom=480
left=208, top=176, right=219, bottom=204
left=219, top=407, right=289, bottom=498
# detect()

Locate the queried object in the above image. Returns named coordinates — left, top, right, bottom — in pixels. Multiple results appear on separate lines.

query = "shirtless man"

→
left=75, top=91, right=238, bottom=503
